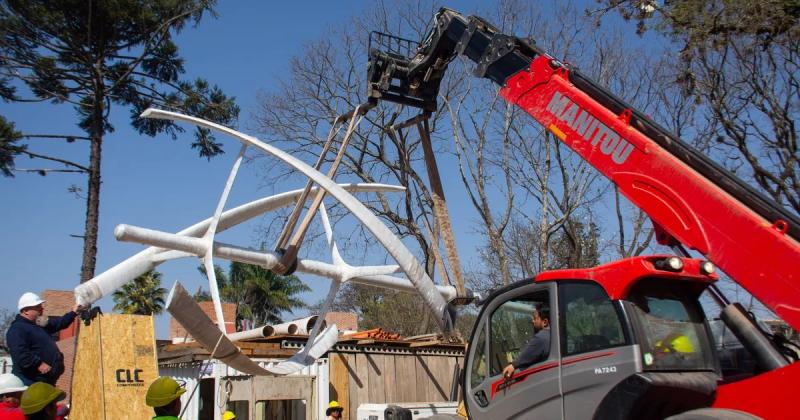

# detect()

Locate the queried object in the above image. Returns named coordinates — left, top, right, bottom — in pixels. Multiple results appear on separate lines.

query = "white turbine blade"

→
left=142, top=108, right=453, bottom=332
left=348, top=265, right=401, bottom=278
left=114, top=224, right=460, bottom=303
left=74, top=183, right=402, bottom=306
left=204, top=144, right=248, bottom=332
left=166, top=281, right=272, bottom=376
left=261, top=279, right=343, bottom=375
left=318, top=201, right=344, bottom=267
left=202, top=257, right=225, bottom=332
left=261, top=324, right=339, bottom=375
left=152, top=249, right=195, bottom=262
left=304, top=280, right=340, bottom=348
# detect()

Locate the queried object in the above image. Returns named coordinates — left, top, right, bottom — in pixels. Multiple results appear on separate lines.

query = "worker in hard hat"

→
left=145, top=377, right=185, bottom=420
left=6, top=293, right=81, bottom=385
left=222, top=410, right=236, bottom=420
left=655, top=332, right=696, bottom=354
left=326, top=401, right=344, bottom=420
left=0, top=373, right=27, bottom=420
left=19, top=382, right=65, bottom=420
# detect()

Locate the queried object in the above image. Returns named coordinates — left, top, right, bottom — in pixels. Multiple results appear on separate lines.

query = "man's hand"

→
left=38, top=362, right=51, bottom=374
left=72, top=303, right=84, bottom=313
left=502, top=364, right=515, bottom=379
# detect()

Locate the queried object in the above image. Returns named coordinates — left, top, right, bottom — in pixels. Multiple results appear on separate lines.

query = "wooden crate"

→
left=70, top=314, right=158, bottom=420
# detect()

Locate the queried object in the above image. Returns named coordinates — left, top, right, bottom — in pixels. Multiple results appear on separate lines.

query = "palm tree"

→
left=112, top=270, right=167, bottom=315
left=224, top=262, right=309, bottom=326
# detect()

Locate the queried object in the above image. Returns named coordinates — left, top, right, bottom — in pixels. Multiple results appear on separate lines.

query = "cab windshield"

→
left=627, top=279, right=716, bottom=372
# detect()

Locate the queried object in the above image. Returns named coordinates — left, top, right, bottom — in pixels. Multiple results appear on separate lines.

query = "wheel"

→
left=666, top=408, right=762, bottom=420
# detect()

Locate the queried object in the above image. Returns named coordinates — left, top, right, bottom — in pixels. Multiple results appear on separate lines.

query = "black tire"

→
left=666, top=408, right=762, bottom=420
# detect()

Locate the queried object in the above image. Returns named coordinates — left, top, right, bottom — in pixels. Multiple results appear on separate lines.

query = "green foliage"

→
left=0, top=0, right=239, bottom=146
left=598, top=0, right=800, bottom=40
left=0, top=115, right=23, bottom=176
left=0, top=0, right=239, bottom=281
left=199, top=262, right=310, bottom=326
left=311, top=283, right=440, bottom=337
left=112, top=270, right=167, bottom=315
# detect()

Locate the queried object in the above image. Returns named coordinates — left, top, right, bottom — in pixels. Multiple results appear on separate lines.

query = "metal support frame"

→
left=388, top=112, right=466, bottom=296
left=272, top=103, right=374, bottom=275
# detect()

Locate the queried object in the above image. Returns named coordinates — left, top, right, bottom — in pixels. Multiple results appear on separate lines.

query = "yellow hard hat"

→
left=20, top=382, right=65, bottom=415
left=656, top=334, right=695, bottom=354
left=145, top=377, right=186, bottom=407
left=223, top=410, right=236, bottom=420
left=326, top=400, right=343, bottom=415
left=669, top=335, right=695, bottom=353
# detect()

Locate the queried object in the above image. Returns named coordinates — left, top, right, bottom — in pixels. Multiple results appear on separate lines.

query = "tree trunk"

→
left=79, top=83, right=105, bottom=283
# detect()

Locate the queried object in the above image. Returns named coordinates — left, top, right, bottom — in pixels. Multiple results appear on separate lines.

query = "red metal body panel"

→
left=535, top=255, right=717, bottom=299
left=713, top=362, right=800, bottom=418
left=501, top=55, right=800, bottom=329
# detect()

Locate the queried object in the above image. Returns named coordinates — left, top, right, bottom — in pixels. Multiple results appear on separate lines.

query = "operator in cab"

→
left=502, top=304, right=550, bottom=379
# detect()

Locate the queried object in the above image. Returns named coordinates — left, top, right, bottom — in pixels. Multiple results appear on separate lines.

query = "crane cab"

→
left=463, top=256, right=721, bottom=419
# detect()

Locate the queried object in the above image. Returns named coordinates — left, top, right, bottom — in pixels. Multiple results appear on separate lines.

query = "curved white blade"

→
left=262, top=324, right=339, bottom=375
left=166, top=281, right=272, bottom=376
left=142, top=108, right=453, bottom=332
left=74, top=183, right=404, bottom=305
left=318, top=201, right=343, bottom=267
left=204, top=144, right=248, bottom=331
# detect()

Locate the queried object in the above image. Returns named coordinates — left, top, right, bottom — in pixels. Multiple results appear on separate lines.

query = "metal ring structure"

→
left=73, top=108, right=458, bottom=375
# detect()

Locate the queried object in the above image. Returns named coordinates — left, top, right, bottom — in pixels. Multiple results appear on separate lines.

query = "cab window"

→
left=628, top=279, right=715, bottom=371
left=488, top=291, right=550, bottom=376
left=469, top=323, right=488, bottom=388
left=560, top=282, right=627, bottom=356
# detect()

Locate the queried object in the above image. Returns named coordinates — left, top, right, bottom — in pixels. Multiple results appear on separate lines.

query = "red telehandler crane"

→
left=365, top=8, right=800, bottom=420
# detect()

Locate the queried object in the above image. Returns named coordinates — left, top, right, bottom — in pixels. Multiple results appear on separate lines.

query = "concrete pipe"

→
left=227, top=325, right=276, bottom=342
left=293, top=316, right=327, bottom=335
left=272, top=321, right=299, bottom=335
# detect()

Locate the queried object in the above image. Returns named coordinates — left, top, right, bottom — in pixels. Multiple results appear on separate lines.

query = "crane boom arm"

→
left=367, top=9, right=800, bottom=329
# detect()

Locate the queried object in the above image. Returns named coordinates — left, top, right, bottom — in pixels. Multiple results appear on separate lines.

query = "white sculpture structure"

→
left=73, top=108, right=462, bottom=375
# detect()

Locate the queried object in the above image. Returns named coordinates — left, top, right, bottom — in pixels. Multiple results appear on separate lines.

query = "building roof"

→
left=41, top=290, right=75, bottom=317
left=169, top=301, right=237, bottom=341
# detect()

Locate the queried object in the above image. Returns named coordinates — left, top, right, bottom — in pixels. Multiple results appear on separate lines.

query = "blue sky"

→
left=1, top=1, right=688, bottom=339
left=1, top=1, right=503, bottom=338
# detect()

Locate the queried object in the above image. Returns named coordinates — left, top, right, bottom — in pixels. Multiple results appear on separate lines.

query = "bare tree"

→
left=593, top=0, right=799, bottom=213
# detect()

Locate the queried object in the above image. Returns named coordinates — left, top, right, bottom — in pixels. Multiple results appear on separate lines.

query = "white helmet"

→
left=0, top=374, right=27, bottom=395
left=17, top=292, right=45, bottom=311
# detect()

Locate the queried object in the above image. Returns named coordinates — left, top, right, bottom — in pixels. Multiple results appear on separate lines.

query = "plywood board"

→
left=70, top=314, right=157, bottom=420
left=416, top=355, right=436, bottom=401
left=354, top=353, right=370, bottom=413
left=329, top=353, right=351, bottom=420
left=382, top=355, right=397, bottom=403
left=346, top=354, right=360, bottom=418
left=365, top=354, right=385, bottom=403
left=427, top=356, right=450, bottom=401
left=102, top=315, right=157, bottom=420
left=394, top=355, right=416, bottom=402
left=71, top=321, right=103, bottom=419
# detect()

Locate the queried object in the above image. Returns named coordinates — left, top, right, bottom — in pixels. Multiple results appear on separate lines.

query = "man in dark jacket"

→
left=6, top=293, right=79, bottom=386
left=502, top=303, right=551, bottom=379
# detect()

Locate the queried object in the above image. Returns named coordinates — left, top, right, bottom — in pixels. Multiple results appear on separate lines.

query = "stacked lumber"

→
left=342, top=328, right=402, bottom=340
